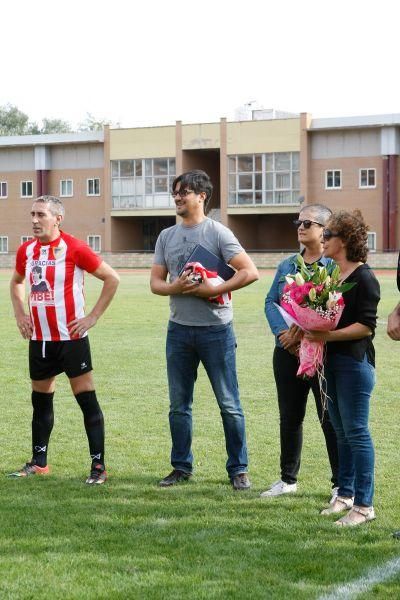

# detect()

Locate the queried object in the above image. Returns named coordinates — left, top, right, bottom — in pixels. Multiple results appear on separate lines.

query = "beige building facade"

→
left=108, top=116, right=302, bottom=252
left=1, top=111, right=400, bottom=263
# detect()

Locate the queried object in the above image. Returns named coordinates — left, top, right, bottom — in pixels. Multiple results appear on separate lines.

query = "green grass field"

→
left=0, top=269, right=399, bottom=599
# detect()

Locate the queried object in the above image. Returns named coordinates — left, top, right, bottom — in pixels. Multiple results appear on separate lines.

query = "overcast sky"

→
left=2, top=0, right=399, bottom=129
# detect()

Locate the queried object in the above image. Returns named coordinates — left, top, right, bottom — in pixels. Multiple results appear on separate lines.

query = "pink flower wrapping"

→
left=279, top=254, right=354, bottom=378
left=282, top=300, right=343, bottom=377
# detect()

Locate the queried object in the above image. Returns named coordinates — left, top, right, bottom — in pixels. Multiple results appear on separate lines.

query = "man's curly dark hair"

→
left=172, top=170, right=213, bottom=210
left=327, top=209, right=369, bottom=263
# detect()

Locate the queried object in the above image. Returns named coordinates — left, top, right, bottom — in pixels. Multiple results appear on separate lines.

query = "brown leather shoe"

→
left=231, top=473, right=251, bottom=490
left=159, top=469, right=192, bottom=487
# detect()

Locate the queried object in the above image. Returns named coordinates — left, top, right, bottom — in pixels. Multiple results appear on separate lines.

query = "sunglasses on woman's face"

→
left=323, top=229, right=340, bottom=241
left=293, top=219, right=323, bottom=229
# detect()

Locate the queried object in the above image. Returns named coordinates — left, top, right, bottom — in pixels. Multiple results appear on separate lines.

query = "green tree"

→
left=78, top=112, right=110, bottom=131
left=0, top=104, right=31, bottom=135
left=0, top=104, right=72, bottom=136
left=26, top=122, right=41, bottom=135
left=40, top=118, right=72, bottom=134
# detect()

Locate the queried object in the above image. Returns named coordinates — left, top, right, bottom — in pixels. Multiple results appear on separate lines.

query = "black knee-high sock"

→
left=75, top=391, right=105, bottom=466
left=32, top=391, right=54, bottom=467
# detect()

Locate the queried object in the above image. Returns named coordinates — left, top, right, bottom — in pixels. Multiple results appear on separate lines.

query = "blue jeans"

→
left=325, top=353, right=375, bottom=507
left=166, top=321, right=248, bottom=477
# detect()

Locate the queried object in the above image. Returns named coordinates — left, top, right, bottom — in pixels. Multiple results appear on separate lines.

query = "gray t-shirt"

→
left=153, top=218, right=244, bottom=325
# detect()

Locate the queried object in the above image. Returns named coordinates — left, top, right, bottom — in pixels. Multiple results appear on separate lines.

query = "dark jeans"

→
left=326, top=353, right=375, bottom=507
left=166, top=321, right=248, bottom=478
left=273, top=346, right=339, bottom=486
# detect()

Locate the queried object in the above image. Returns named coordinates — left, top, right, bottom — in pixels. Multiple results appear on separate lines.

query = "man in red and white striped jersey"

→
left=9, top=195, right=120, bottom=484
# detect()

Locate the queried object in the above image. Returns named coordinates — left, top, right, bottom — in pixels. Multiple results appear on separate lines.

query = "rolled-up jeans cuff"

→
left=229, top=468, right=248, bottom=477
left=171, top=466, right=193, bottom=475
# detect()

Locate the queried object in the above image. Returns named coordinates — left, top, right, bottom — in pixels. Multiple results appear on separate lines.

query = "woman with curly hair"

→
left=305, top=210, right=380, bottom=526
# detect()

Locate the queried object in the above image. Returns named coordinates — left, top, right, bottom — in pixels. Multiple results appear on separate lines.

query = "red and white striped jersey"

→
left=16, top=231, right=102, bottom=341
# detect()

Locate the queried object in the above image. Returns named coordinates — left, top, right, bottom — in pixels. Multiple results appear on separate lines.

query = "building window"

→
left=21, top=181, right=33, bottom=198
left=87, top=178, right=100, bottom=196
left=60, top=179, right=73, bottom=197
left=0, top=236, right=8, bottom=253
left=325, top=170, right=341, bottom=189
left=0, top=181, right=7, bottom=198
left=21, top=235, right=34, bottom=244
left=228, top=152, right=300, bottom=206
left=367, top=232, right=376, bottom=251
left=87, top=235, right=101, bottom=253
left=359, top=168, right=376, bottom=188
left=111, top=158, right=176, bottom=209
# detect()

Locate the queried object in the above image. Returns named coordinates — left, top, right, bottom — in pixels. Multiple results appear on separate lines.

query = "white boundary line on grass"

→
left=318, top=555, right=400, bottom=599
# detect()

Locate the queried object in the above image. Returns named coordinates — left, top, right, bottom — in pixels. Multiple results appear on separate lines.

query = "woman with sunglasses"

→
left=262, top=204, right=339, bottom=500
left=305, top=210, right=380, bottom=526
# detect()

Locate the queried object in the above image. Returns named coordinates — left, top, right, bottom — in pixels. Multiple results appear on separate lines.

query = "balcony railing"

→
left=112, top=194, right=175, bottom=210
left=228, top=191, right=301, bottom=206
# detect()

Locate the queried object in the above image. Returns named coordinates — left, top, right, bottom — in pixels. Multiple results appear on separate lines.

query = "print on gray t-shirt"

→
left=153, top=218, right=243, bottom=326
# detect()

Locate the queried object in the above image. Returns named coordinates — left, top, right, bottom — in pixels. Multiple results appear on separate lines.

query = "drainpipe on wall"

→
left=383, top=155, right=398, bottom=251
left=300, top=112, right=312, bottom=203
left=34, top=146, right=51, bottom=199
left=36, top=170, right=43, bottom=197
left=382, top=156, right=389, bottom=251
left=380, top=127, right=399, bottom=251
left=41, top=170, right=49, bottom=196
left=219, top=118, right=228, bottom=226
left=388, top=155, right=397, bottom=251
left=35, top=170, right=49, bottom=198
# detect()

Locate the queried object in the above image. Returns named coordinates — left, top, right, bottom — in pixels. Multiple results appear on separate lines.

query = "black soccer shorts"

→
left=29, top=337, right=93, bottom=380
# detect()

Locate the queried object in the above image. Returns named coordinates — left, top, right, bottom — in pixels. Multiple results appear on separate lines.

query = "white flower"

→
left=324, top=275, right=331, bottom=287
left=285, top=276, right=294, bottom=285
left=326, top=291, right=342, bottom=310
left=295, top=272, right=305, bottom=286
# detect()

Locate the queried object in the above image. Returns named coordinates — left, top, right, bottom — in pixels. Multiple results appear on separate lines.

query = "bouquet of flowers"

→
left=280, top=255, right=355, bottom=377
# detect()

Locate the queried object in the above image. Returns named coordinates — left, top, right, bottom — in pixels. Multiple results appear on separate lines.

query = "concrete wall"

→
left=0, top=147, right=35, bottom=171
left=182, top=149, right=221, bottom=211
left=227, top=118, right=300, bottom=154
left=110, top=217, right=144, bottom=251
left=2, top=251, right=398, bottom=270
left=110, top=126, right=176, bottom=159
left=228, top=214, right=298, bottom=251
left=51, top=144, right=104, bottom=169
left=182, top=123, right=220, bottom=150
left=311, top=130, right=381, bottom=159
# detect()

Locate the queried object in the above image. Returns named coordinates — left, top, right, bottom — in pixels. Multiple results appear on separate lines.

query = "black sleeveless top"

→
left=397, top=251, right=400, bottom=292
left=326, top=264, right=380, bottom=366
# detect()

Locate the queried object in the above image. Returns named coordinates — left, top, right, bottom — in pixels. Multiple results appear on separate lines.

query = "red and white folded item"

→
left=185, top=261, right=231, bottom=306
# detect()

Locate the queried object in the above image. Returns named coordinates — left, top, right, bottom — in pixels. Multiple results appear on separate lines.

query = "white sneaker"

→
left=260, top=479, right=297, bottom=498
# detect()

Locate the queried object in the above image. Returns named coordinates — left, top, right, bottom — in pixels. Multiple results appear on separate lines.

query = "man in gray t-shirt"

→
left=151, top=169, right=259, bottom=490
